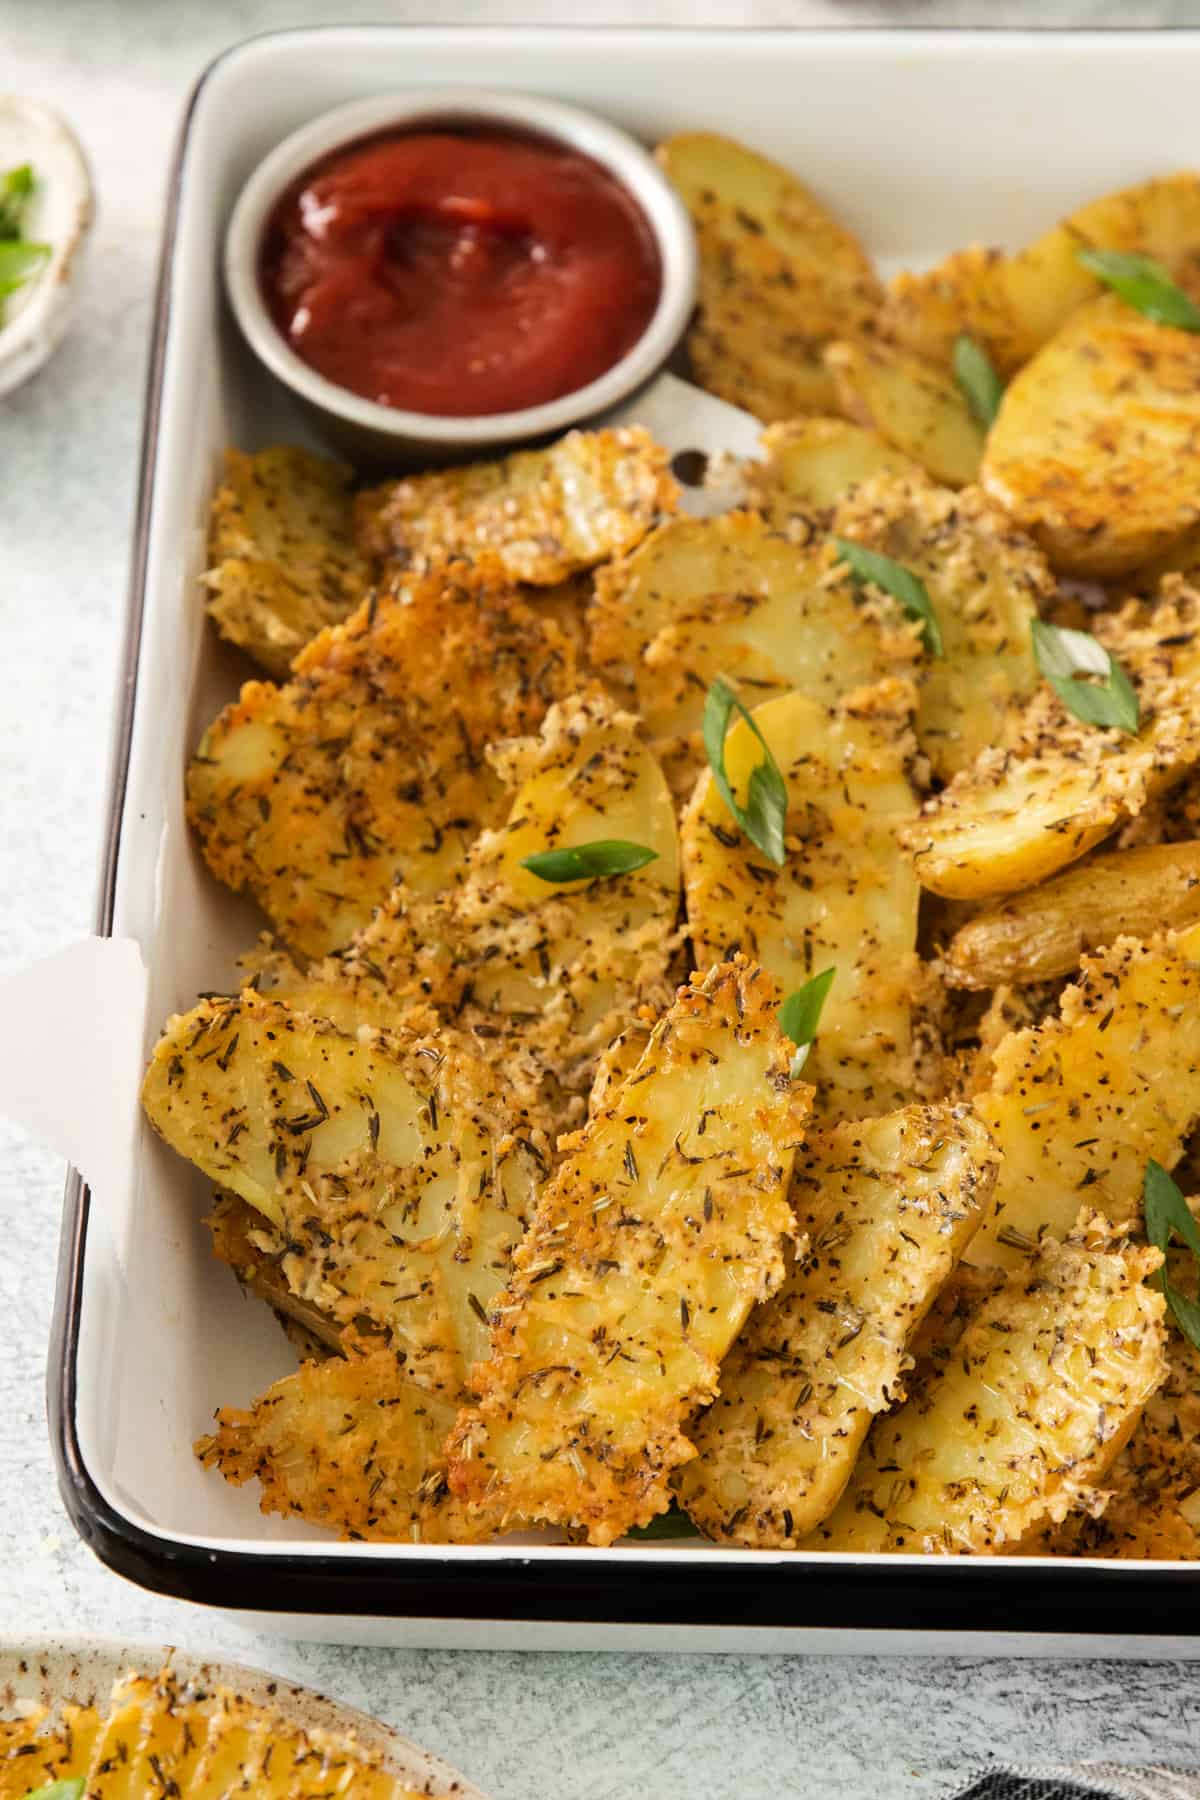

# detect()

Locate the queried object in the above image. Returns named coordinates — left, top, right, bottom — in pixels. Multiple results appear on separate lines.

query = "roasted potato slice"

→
left=204, top=447, right=370, bottom=678
left=908, top=585, right=1200, bottom=899
left=1031, top=1228, right=1200, bottom=1560
left=657, top=131, right=879, bottom=421
left=589, top=510, right=922, bottom=791
left=752, top=418, right=923, bottom=522
left=0, top=1708, right=101, bottom=1799
left=881, top=171, right=1200, bottom=375
left=250, top=689, right=681, bottom=1124
left=198, top=1345, right=491, bottom=1543
left=831, top=475, right=1050, bottom=780
left=142, top=991, right=544, bottom=1397
left=825, top=338, right=985, bottom=487
left=944, top=840, right=1200, bottom=989
left=355, top=427, right=676, bottom=586
left=982, top=294, right=1200, bottom=578
left=446, top=959, right=810, bottom=1545
left=806, top=1213, right=1167, bottom=1553
left=678, top=1104, right=996, bottom=1547
left=187, top=557, right=577, bottom=957
left=970, top=921, right=1200, bottom=1268
left=208, top=1190, right=348, bottom=1353
left=682, top=683, right=921, bottom=1119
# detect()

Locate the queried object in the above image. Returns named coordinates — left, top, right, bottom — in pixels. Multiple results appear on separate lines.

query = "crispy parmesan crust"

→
left=445, top=959, right=810, bottom=1545
left=807, top=1212, right=1168, bottom=1554
left=187, top=556, right=578, bottom=957
left=355, top=427, right=678, bottom=585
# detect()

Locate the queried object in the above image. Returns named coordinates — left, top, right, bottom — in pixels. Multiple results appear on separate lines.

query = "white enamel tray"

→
left=51, top=24, right=1200, bottom=1652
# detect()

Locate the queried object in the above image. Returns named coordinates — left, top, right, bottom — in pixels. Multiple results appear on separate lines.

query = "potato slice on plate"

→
left=678, top=1104, right=996, bottom=1547
left=355, top=426, right=677, bottom=586
left=752, top=418, right=923, bottom=522
left=969, top=920, right=1200, bottom=1268
left=806, top=1213, right=1167, bottom=1554
left=944, top=840, right=1200, bottom=989
left=446, top=959, right=810, bottom=1545
left=141, top=991, right=544, bottom=1397
left=983, top=294, right=1200, bottom=578
left=882, top=170, right=1200, bottom=375
left=187, top=557, right=578, bottom=958
left=824, top=338, right=985, bottom=487
left=657, top=131, right=880, bottom=421
left=830, top=475, right=1050, bottom=780
left=589, top=510, right=922, bottom=791
left=204, top=446, right=370, bottom=678
left=682, top=683, right=921, bottom=1119
left=198, top=1345, right=491, bottom=1543
left=908, top=585, right=1200, bottom=899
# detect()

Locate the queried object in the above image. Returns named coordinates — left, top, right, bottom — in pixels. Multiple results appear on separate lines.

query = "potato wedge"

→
left=944, top=840, right=1200, bottom=989
left=831, top=475, right=1050, bottom=780
left=825, top=338, right=984, bottom=487
left=678, top=1104, right=996, bottom=1547
left=970, top=921, right=1200, bottom=1267
left=881, top=171, right=1200, bottom=375
left=806, top=1213, right=1167, bottom=1553
left=142, top=991, right=544, bottom=1396
left=908, top=586, right=1200, bottom=899
left=204, top=447, right=370, bottom=678
left=187, top=557, right=578, bottom=957
left=682, top=683, right=921, bottom=1119
left=983, top=295, right=1200, bottom=578
left=657, top=131, right=879, bottom=421
left=354, top=427, right=676, bottom=586
left=589, top=510, right=922, bottom=791
left=197, top=1346, right=491, bottom=1543
left=446, top=959, right=810, bottom=1545
left=752, top=418, right=923, bottom=523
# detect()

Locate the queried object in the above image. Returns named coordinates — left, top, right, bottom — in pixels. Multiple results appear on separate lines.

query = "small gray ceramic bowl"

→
left=224, top=88, right=698, bottom=466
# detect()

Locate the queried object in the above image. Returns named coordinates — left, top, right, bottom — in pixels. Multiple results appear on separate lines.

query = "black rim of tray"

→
left=47, top=24, right=1200, bottom=1632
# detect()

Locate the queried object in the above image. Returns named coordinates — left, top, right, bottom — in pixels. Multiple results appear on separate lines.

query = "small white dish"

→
left=223, top=88, right=698, bottom=464
left=0, top=96, right=94, bottom=398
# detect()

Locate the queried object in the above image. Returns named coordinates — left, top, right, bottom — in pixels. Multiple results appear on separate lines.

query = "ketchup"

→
left=260, top=127, right=662, bottom=417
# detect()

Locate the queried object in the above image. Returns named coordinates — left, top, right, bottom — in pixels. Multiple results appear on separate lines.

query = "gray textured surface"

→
left=5, top=5, right=1200, bottom=1797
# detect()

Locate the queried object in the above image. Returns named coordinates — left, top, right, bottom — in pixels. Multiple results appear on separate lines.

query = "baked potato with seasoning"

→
left=678, top=1104, right=996, bottom=1548
left=982, top=294, right=1200, bottom=577
left=446, top=959, right=810, bottom=1546
left=657, top=130, right=880, bottom=422
left=204, top=446, right=370, bottom=678
left=806, top=1213, right=1167, bottom=1553
left=751, top=417, right=923, bottom=522
left=824, top=337, right=985, bottom=487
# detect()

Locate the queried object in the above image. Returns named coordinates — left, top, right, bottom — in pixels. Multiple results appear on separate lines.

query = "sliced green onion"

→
left=702, top=676, right=787, bottom=868
left=953, top=333, right=1005, bottom=428
left=1143, top=1159, right=1200, bottom=1353
left=1078, top=247, right=1200, bottom=332
left=778, top=967, right=836, bottom=1078
left=835, top=538, right=943, bottom=658
left=625, top=1505, right=701, bottom=1541
left=520, top=840, right=658, bottom=883
left=1031, top=619, right=1139, bottom=735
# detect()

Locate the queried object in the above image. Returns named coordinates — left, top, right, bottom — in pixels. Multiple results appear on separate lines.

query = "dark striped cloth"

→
left=950, top=1772, right=1200, bottom=1800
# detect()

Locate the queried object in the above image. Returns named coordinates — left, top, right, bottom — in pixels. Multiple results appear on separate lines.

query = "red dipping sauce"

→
left=260, top=127, right=663, bottom=417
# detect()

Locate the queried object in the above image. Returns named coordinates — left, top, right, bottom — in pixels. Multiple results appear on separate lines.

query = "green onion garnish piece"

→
left=1077, top=247, right=1200, bottom=332
left=1030, top=619, right=1139, bottom=735
left=835, top=538, right=944, bottom=658
left=626, top=1505, right=701, bottom=1541
left=22, top=1781, right=86, bottom=1800
left=1143, top=1159, right=1200, bottom=1353
left=778, top=967, right=836, bottom=1079
left=702, top=676, right=788, bottom=868
left=953, top=332, right=1005, bottom=428
left=520, top=840, right=658, bottom=883
left=0, top=237, right=50, bottom=299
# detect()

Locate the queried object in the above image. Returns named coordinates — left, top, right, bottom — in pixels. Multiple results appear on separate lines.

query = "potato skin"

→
left=982, top=294, right=1200, bottom=578
left=944, top=840, right=1200, bottom=988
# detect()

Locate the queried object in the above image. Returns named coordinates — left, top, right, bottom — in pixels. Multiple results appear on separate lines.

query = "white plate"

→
left=52, top=24, right=1200, bottom=1653
left=0, top=1637, right=486, bottom=1797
